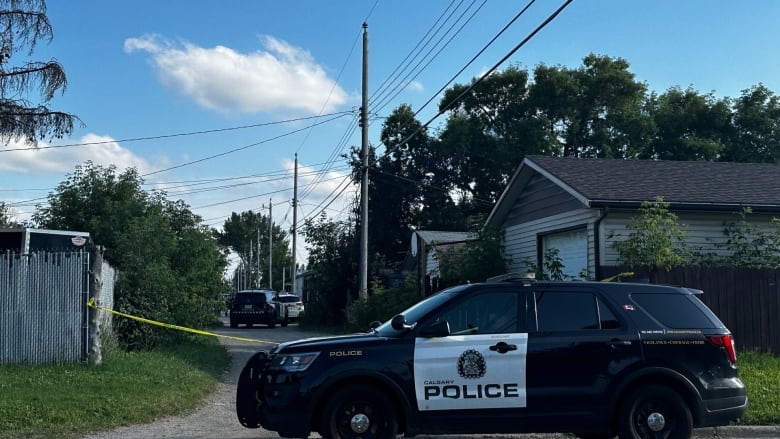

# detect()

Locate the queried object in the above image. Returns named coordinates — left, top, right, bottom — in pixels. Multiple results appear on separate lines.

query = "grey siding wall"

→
left=600, top=210, right=779, bottom=265
left=504, top=173, right=586, bottom=227
left=504, top=209, right=600, bottom=275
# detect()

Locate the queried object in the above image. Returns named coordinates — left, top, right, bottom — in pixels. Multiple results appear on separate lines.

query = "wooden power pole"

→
left=359, top=22, right=369, bottom=300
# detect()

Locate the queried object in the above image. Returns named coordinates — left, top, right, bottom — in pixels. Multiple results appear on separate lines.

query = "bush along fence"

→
left=601, top=265, right=779, bottom=354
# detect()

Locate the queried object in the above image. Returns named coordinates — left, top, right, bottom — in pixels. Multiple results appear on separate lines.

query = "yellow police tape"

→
left=86, top=297, right=274, bottom=344
left=601, top=271, right=635, bottom=282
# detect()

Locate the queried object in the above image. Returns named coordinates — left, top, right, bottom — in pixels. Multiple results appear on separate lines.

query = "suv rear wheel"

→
left=618, top=386, right=692, bottom=439
left=319, top=385, right=398, bottom=439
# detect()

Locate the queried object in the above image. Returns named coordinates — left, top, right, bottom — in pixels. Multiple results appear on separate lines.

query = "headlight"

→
left=272, top=352, right=320, bottom=372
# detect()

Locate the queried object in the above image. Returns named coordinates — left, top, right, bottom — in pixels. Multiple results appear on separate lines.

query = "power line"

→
left=0, top=112, right=353, bottom=153
left=369, top=0, right=464, bottom=106
left=411, top=0, right=537, bottom=119
left=191, top=174, right=347, bottom=210
left=371, top=0, right=488, bottom=114
left=141, top=112, right=352, bottom=177
left=375, top=0, right=573, bottom=169
left=308, top=0, right=566, bottom=219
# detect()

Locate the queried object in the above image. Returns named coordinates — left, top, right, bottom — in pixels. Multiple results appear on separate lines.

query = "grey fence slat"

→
left=0, top=251, right=115, bottom=365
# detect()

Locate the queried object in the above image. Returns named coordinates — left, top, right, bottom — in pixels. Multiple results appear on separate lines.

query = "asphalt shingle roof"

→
left=526, top=155, right=780, bottom=207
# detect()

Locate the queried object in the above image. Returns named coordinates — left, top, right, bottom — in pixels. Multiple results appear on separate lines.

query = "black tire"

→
left=618, top=386, right=692, bottom=439
left=268, top=318, right=276, bottom=328
left=229, top=318, right=237, bottom=328
left=246, top=322, right=253, bottom=328
left=319, top=385, right=398, bottom=439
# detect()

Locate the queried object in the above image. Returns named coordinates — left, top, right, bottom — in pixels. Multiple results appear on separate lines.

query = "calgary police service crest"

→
left=457, top=349, right=486, bottom=379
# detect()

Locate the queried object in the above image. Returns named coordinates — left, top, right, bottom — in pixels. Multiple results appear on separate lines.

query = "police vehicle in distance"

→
left=235, top=277, right=747, bottom=439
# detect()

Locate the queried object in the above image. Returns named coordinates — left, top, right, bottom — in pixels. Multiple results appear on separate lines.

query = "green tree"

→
left=0, top=201, right=22, bottom=227
left=434, top=55, right=653, bottom=219
left=722, top=84, right=780, bottom=163
left=437, top=66, right=534, bottom=209
left=439, top=224, right=507, bottom=286
left=611, top=197, right=692, bottom=270
left=218, top=209, right=292, bottom=291
left=1, top=0, right=81, bottom=146
left=299, top=213, right=357, bottom=326
left=528, top=54, right=654, bottom=159
left=642, top=87, right=732, bottom=160
left=364, top=105, right=428, bottom=267
left=32, top=162, right=227, bottom=349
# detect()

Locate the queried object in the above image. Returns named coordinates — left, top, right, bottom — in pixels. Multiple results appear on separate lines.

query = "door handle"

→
left=489, top=342, right=517, bottom=354
left=609, top=339, right=632, bottom=348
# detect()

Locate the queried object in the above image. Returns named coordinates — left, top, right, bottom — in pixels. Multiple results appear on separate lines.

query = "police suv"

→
left=236, top=278, right=747, bottom=439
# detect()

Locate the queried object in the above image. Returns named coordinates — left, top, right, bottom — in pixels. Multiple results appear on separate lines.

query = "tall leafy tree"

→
left=32, top=162, right=227, bottom=349
left=722, top=84, right=780, bottom=163
left=365, top=105, right=429, bottom=266
left=33, top=162, right=147, bottom=264
left=1, top=0, right=81, bottom=146
left=218, top=209, right=292, bottom=291
left=434, top=55, right=654, bottom=217
left=348, top=104, right=467, bottom=272
left=642, top=87, right=732, bottom=160
left=528, top=54, right=653, bottom=158
left=300, top=213, right=357, bottom=325
left=0, top=201, right=22, bottom=227
left=437, top=66, right=534, bottom=209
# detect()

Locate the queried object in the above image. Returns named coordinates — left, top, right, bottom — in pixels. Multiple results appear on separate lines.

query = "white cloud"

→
left=124, top=34, right=348, bottom=114
left=0, top=134, right=156, bottom=175
left=407, top=81, right=424, bottom=92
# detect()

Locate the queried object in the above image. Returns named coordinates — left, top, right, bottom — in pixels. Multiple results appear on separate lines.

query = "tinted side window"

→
left=632, top=293, right=721, bottom=329
left=598, top=298, right=621, bottom=330
left=532, top=291, right=598, bottom=331
left=433, top=290, right=521, bottom=334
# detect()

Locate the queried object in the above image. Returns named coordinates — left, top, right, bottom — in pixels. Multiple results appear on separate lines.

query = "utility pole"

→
left=291, top=154, right=298, bottom=296
left=269, top=198, right=273, bottom=290
left=249, top=241, right=253, bottom=287
left=256, top=226, right=261, bottom=287
left=359, top=22, right=369, bottom=300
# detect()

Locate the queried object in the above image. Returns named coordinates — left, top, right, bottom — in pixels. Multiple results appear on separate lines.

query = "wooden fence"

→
left=600, top=266, right=780, bottom=354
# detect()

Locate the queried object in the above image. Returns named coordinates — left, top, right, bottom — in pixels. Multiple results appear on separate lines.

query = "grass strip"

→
left=738, top=350, right=780, bottom=425
left=0, top=336, right=230, bottom=439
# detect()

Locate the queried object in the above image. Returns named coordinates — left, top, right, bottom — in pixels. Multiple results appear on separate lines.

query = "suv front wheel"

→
left=319, top=385, right=398, bottom=439
left=618, top=386, right=692, bottom=439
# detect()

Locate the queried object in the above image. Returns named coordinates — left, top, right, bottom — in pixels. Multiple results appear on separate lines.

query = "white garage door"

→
left=542, top=229, right=588, bottom=279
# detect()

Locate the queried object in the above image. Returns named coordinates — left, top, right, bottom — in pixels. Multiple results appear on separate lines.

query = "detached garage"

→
left=486, top=155, right=780, bottom=280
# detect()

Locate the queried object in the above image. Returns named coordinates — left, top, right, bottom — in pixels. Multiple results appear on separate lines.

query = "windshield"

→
left=374, top=285, right=467, bottom=337
left=277, top=295, right=301, bottom=303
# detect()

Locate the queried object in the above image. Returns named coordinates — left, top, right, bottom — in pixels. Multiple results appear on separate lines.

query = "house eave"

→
left=588, top=199, right=780, bottom=213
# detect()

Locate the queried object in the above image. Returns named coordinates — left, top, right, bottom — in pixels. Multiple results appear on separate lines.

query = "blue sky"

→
left=2, top=0, right=780, bottom=266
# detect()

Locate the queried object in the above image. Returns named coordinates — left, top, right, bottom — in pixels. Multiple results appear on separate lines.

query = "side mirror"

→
left=419, top=320, right=451, bottom=338
left=390, top=314, right=412, bottom=332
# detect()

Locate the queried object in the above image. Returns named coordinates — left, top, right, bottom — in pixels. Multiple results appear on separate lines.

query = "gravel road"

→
left=81, top=318, right=768, bottom=439
left=82, top=318, right=328, bottom=439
